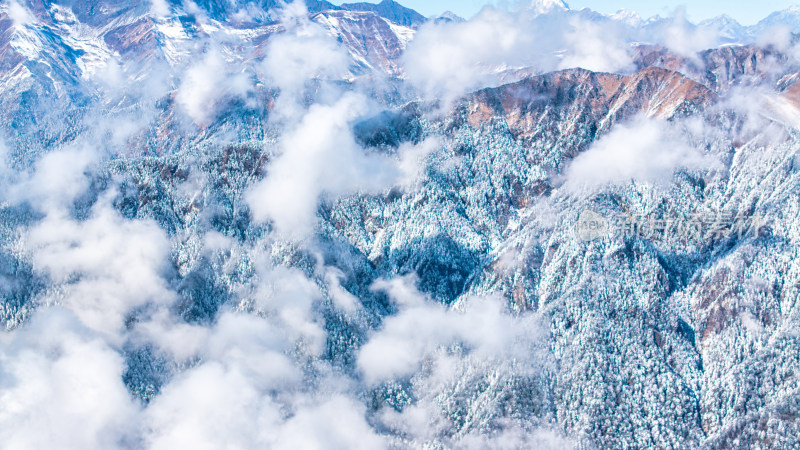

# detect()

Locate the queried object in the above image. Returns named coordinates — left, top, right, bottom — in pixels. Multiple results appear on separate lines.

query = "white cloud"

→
left=755, top=25, right=800, bottom=66
left=132, top=308, right=210, bottom=362
left=559, top=17, right=634, bottom=73
left=657, top=9, right=720, bottom=60
left=404, top=7, right=548, bottom=106
left=142, top=307, right=381, bottom=449
left=261, top=31, right=348, bottom=96
left=246, top=2, right=438, bottom=239
left=26, top=197, right=175, bottom=338
left=150, top=0, right=171, bottom=18
left=6, top=0, right=35, bottom=27
left=259, top=3, right=351, bottom=122
left=323, top=267, right=361, bottom=312
left=246, top=94, right=433, bottom=239
left=205, top=313, right=300, bottom=387
left=403, top=6, right=634, bottom=106
left=271, top=396, right=386, bottom=450
left=144, top=361, right=281, bottom=450
left=714, top=86, right=798, bottom=143
left=562, top=118, right=719, bottom=194
left=176, top=48, right=252, bottom=125
left=246, top=95, right=367, bottom=237
left=457, top=425, right=578, bottom=449
left=246, top=264, right=327, bottom=355
left=0, top=309, right=140, bottom=449
left=0, top=139, right=10, bottom=198
left=11, top=146, right=96, bottom=214
left=757, top=24, right=793, bottom=51
left=357, top=276, right=545, bottom=385
left=146, top=366, right=383, bottom=449
left=357, top=279, right=556, bottom=448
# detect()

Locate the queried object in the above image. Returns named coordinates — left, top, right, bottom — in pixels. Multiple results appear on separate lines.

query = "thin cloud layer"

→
left=245, top=4, right=435, bottom=239
left=358, top=276, right=547, bottom=385
left=562, top=118, right=720, bottom=194
left=402, top=4, right=722, bottom=106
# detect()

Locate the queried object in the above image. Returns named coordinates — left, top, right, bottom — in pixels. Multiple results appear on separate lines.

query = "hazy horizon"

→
left=331, top=0, right=798, bottom=25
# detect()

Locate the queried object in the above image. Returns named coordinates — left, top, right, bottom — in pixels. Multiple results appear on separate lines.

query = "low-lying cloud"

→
left=402, top=4, right=721, bottom=106
left=562, top=117, right=719, bottom=194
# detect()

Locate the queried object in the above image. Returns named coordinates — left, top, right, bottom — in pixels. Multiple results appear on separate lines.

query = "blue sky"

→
left=332, top=1, right=798, bottom=25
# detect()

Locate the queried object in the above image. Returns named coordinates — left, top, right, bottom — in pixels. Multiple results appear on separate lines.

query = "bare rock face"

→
left=338, top=0, right=426, bottom=28
left=312, top=9, right=415, bottom=76
left=463, top=67, right=715, bottom=151
left=633, top=44, right=800, bottom=93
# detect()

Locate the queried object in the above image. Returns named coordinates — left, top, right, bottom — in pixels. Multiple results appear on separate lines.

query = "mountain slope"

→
left=339, top=0, right=425, bottom=27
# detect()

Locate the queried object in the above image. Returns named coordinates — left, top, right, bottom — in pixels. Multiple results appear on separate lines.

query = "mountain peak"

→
left=434, top=11, right=465, bottom=24
left=699, top=14, right=742, bottom=26
left=530, top=0, right=569, bottom=15
left=611, top=8, right=643, bottom=26
left=339, top=0, right=426, bottom=27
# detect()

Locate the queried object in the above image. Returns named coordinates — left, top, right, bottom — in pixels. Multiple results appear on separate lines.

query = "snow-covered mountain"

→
left=530, top=0, right=570, bottom=15
left=698, top=14, right=749, bottom=43
left=2, top=0, right=800, bottom=448
left=433, top=10, right=465, bottom=24
left=339, top=0, right=425, bottom=27
left=0, top=0, right=418, bottom=81
left=749, top=5, right=800, bottom=37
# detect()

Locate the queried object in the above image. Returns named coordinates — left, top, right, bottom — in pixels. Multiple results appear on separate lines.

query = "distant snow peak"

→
left=530, top=0, right=569, bottom=15
left=611, top=8, right=643, bottom=27
left=699, top=14, right=748, bottom=42
left=434, top=11, right=465, bottom=24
